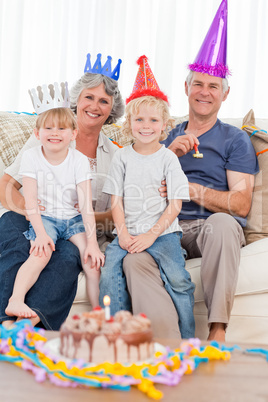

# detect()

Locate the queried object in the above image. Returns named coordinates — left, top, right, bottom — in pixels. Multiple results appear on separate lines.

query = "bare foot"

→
left=5, top=299, right=37, bottom=318
left=1, top=320, right=15, bottom=328
left=17, top=315, right=40, bottom=327
left=207, top=323, right=226, bottom=342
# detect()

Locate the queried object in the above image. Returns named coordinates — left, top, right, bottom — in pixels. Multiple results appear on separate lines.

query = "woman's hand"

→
left=37, top=199, right=46, bottom=212
left=74, top=202, right=81, bottom=213
left=168, top=133, right=199, bottom=157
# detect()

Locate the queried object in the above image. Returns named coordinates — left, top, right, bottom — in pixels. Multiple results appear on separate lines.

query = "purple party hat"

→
left=188, top=0, right=230, bottom=78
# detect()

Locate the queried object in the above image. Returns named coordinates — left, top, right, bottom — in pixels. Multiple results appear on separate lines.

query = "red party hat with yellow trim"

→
left=126, top=55, right=168, bottom=104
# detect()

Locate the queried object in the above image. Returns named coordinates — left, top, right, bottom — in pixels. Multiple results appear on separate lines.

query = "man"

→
left=123, top=0, right=259, bottom=341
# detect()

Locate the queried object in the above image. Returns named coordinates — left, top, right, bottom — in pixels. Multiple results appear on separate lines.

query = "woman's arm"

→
left=0, top=173, right=26, bottom=215
left=0, top=134, right=40, bottom=216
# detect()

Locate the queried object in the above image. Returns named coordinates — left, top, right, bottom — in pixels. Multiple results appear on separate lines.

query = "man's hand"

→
left=168, top=133, right=199, bottom=157
left=159, top=179, right=167, bottom=198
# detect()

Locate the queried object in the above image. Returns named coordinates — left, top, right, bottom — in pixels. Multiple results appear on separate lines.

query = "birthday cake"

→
left=59, top=308, right=154, bottom=364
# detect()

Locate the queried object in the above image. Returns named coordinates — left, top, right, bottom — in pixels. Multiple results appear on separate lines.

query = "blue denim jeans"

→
left=0, top=212, right=82, bottom=329
left=99, top=232, right=195, bottom=339
left=24, top=214, right=86, bottom=244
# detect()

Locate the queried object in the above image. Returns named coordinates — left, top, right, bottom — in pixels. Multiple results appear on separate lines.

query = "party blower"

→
left=193, top=144, right=203, bottom=158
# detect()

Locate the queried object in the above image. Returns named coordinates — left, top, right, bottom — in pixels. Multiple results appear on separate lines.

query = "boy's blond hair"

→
left=36, top=107, right=77, bottom=131
left=121, top=96, right=175, bottom=141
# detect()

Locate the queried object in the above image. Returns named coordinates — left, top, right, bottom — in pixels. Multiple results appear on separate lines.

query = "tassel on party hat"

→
left=188, top=0, right=230, bottom=78
left=126, top=55, right=168, bottom=104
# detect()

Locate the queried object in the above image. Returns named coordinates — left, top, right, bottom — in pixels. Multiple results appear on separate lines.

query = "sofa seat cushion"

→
left=186, top=238, right=268, bottom=303
left=194, top=293, right=268, bottom=344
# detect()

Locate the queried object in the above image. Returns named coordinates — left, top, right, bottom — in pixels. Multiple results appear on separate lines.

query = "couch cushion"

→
left=186, top=238, right=268, bottom=302
left=242, top=109, right=268, bottom=244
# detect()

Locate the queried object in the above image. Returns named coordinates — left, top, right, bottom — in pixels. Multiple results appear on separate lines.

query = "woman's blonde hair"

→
left=36, top=107, right=77, bottom=130
left=121, top=96, right=175, bottom=141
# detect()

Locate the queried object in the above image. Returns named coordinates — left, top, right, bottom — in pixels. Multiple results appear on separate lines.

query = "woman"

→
left=0, top=60, right=124, bottom=329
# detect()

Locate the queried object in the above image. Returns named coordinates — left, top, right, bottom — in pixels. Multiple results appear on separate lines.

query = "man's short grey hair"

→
left=69, top=73, right=125, bottom=124
left=186, top=70, right=229, bottom=94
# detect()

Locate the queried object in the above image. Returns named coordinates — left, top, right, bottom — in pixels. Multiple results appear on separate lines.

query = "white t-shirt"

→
left=103, top=144, right=189, bottom=236
left=19, top=146, right=92, bottom=219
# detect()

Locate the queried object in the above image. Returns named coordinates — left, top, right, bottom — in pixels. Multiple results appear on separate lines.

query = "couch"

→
left=1, top=110, right=268, bottom=344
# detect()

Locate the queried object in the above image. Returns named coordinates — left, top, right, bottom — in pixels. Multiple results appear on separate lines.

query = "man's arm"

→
left=189, top=170, right=254, bottom=218
left=0, top=173, right=26, bottom=215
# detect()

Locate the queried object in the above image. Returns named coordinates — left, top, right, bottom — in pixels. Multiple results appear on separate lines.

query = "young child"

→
left=5, top=92, right=104, bottom=320
left=99, top=56, right=196, bottom=339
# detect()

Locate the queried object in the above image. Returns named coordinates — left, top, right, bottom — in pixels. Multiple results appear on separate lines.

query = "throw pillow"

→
left=242, top=109, right=268, bottom=244
left=0, top=112, right=36, bottom=167
left=102, top=123, right=132, bottom=147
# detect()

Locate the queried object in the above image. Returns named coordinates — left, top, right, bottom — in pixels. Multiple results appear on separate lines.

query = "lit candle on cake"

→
left=103, top=295, right=111, bottom=321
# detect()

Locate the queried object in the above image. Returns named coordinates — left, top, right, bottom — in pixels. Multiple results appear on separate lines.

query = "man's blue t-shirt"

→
left=162, top=119, right=259, bottom=227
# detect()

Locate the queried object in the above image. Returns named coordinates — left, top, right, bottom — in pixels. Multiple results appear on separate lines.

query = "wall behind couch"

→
left=0, top=0, right=267, bottom=118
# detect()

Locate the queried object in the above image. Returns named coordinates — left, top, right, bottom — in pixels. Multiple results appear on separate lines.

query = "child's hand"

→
left=30, top=233, right=55, bottom=257
left=128, top=232, right=157, bottom=254
left=84, top=243, right=105, bottom=271
left=118, top=232, right=135, bottom=251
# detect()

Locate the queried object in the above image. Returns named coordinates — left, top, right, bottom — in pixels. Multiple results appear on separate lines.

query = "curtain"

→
left=0, top=0, right=267, bottom=118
